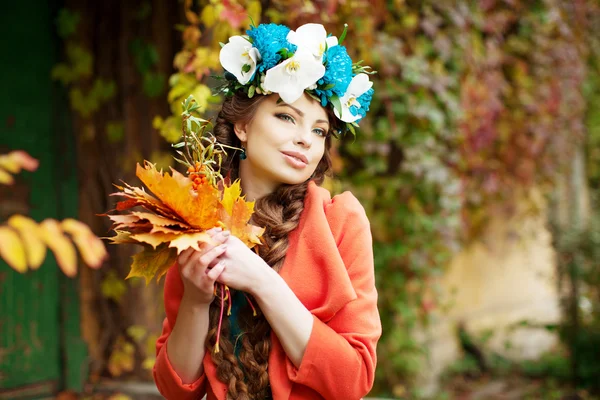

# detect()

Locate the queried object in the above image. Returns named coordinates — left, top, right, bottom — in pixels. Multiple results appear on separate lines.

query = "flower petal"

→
left=345, top=73, right=373, bottom=99
left=326, top=36, right=339, bottom=49
left=263, top=48, right=325, bottom=104
left=334, top=103, right=361, bottom=123
left=287, top=23, right=330, bottom=60
left=219, top=36, right=260, bottom=85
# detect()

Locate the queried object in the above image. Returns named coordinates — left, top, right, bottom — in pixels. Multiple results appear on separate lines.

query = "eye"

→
left=313, top=128, right=327, bottom=137
left=275, top=113, right=295, bottom=124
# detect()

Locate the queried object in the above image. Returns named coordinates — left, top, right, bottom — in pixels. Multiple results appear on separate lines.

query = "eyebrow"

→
left=276, top=103, right=329, bottom=125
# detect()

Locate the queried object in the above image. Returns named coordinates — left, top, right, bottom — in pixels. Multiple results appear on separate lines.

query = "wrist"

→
left=249, top=265, right=279, bottom=299
left=180, top=293, right=212, bottom=313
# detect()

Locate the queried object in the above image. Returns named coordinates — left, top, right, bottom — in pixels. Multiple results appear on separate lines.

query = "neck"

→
left=238, top=163, right=277, bottom=202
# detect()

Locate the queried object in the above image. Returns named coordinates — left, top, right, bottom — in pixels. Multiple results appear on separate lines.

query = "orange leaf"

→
left=116, top=199, right=138, bottom=211
left=39, top=219, right=77, bottom=277
left=7, top=215, right=46, bottom=270
left=126, top=244, right=178, bottom=285
left=131, top=211, right=190, bottom=228
left=0, top=226, right=27, bottom=272
left=61, top=218, right=108, bottom=269
left=130, top=232, right=181, bottom=249
left=169, top=232, right=216, bottom=254
left=136, top=162, right=220, bottom=229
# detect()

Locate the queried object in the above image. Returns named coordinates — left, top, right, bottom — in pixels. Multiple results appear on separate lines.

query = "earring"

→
left=239, top=146, right=247, bottom=160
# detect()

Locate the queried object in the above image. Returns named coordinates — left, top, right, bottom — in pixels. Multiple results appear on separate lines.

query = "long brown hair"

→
left=206, top=92, right=337, bottom=399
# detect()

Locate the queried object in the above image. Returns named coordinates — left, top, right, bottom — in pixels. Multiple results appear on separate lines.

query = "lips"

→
left=281, top=151, right=308, bottom=165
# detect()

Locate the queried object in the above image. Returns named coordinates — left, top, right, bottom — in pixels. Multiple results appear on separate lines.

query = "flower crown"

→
left=217, top=23, right=375, bottom=136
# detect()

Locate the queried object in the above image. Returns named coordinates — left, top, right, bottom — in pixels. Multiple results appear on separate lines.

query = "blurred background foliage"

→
left=39, top=0, right=600, bottom=397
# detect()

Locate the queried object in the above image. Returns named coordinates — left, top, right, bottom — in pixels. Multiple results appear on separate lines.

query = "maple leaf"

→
left=126, top=244, right=178, bottom=285
left=136, top=162, right=220, bottom=229
left=130, top=232, right=181, bottom=249
left=219, top=180, right=264, bottom=247
left=169, top=231, right=216, bottom=254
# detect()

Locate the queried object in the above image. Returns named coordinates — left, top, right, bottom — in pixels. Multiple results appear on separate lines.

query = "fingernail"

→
left=223, top=231, right=230, bottom=237
left=219, top=244, right=227, bottom=250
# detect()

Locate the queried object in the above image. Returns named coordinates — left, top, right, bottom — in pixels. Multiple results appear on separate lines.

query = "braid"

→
left=203, top=93, right=335, bottom=399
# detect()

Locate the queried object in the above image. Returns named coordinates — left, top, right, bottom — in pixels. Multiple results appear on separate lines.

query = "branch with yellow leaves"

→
left=0, top=150, right=107, bottom=276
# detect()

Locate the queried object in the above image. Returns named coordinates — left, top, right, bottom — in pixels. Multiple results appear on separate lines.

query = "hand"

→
left=215, top=234, right=274, bottom=295
left=177, top=228, right=230, bottom=305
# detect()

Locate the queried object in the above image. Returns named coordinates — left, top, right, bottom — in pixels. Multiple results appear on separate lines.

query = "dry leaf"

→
left=136, top=162, right=220, bottom=228
left=39, top=219, right=77, bottom=277
left=7, top=215, right=46, bottom=269
left=169, top=231, right=216, bottom=254
left=0, top=226, right=27, bottom=272
left=62, top=218, right=107, bottom=268
left=126, top=244, right=178, bottom=284
left=130, top=232, right=181, bottom=249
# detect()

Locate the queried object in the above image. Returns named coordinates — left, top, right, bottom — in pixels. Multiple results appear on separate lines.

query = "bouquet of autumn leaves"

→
left=104, top=96, right=264, bottom=351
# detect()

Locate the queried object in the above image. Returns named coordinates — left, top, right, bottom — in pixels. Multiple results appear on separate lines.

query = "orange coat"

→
left=153, top=181, right=382, bottom=399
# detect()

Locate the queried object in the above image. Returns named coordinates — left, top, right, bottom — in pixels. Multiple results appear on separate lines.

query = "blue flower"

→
left=350, top=87, right=374, bottom=121
left=314, top=45, right=353, bottom=105
left=247, top=24, right=297, bottom=72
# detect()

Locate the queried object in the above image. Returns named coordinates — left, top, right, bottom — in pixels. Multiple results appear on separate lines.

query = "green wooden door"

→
left=0, top=0, right=87, bottom=397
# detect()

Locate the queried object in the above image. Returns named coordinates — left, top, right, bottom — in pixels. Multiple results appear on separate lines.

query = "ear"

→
left=233, top=121, right=248, bottom=142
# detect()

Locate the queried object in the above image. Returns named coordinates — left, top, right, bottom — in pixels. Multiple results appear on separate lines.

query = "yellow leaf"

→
left=39, top=219, right=77, bottom=277
left=169, top=231, right=216, bottom=254
left=105, top=230, right=138, bottom=245
left=130, top=232, right=180, bottom=249
left=7, top=215, right=46, bottom=269
left=136, top=162, right=220, bottom=229
left=0, top=168, right=14, bottom=185
left=108, top=336, right=135, bottom=377
left=126, top=325, right=147, bottom=343
left=221, top=179, right=243, bottom=216
left=246, top=0, right=261, bottom=28
left=0, top=150, right=39, bottom=174
left=108, top=394, right=132, bottom=400
left=101, top=270, right=127, bottom=303
left=142, top=357, right=156, bottom=370
left=0, top=226, right=27, bottom=273
left=62, top=218, right=107, bottom=269
left=126, top=244, right=178, bottom=285
left=200, top=4, right=216, bottom=27
left=219, top=180, right=264, bottom=247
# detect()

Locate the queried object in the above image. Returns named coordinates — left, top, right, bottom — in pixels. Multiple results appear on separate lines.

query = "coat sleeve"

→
left=153, top=264, right=208, bottom=400
left=286, top=192, right=382, bottom=399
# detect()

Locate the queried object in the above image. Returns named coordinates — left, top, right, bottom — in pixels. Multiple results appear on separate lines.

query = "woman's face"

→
left=234, top=93, right=329, bottom=195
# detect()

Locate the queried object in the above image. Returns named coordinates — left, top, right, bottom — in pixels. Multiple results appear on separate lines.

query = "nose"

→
left=293, top=126, right=313, bottom=149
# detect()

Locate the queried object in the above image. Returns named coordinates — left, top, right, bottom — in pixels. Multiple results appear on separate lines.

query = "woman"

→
left=153, top=22, right=381, bottom=400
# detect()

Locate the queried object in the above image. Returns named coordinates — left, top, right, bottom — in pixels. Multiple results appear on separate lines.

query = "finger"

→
left=211, top=230, right=231, bottom=244
left=207, top=226, right=222, bottom=235
left=178, top=247, right=195, bottom=265
left=198, top=243, right=228, bottom=267
left=206, top=261, right=226, bottom=281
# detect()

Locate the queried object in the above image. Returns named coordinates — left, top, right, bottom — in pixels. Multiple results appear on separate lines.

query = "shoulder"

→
left=305, top=181, right=370, bottom=240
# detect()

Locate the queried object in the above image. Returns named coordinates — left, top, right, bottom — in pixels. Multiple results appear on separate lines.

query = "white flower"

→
left=219, top=36, right=261, bottom=85
left=263, top=47, right=325, bottom=104
left=334, top=73, right=373, bottom=123
left=287, top=23, right=338, bottom=61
